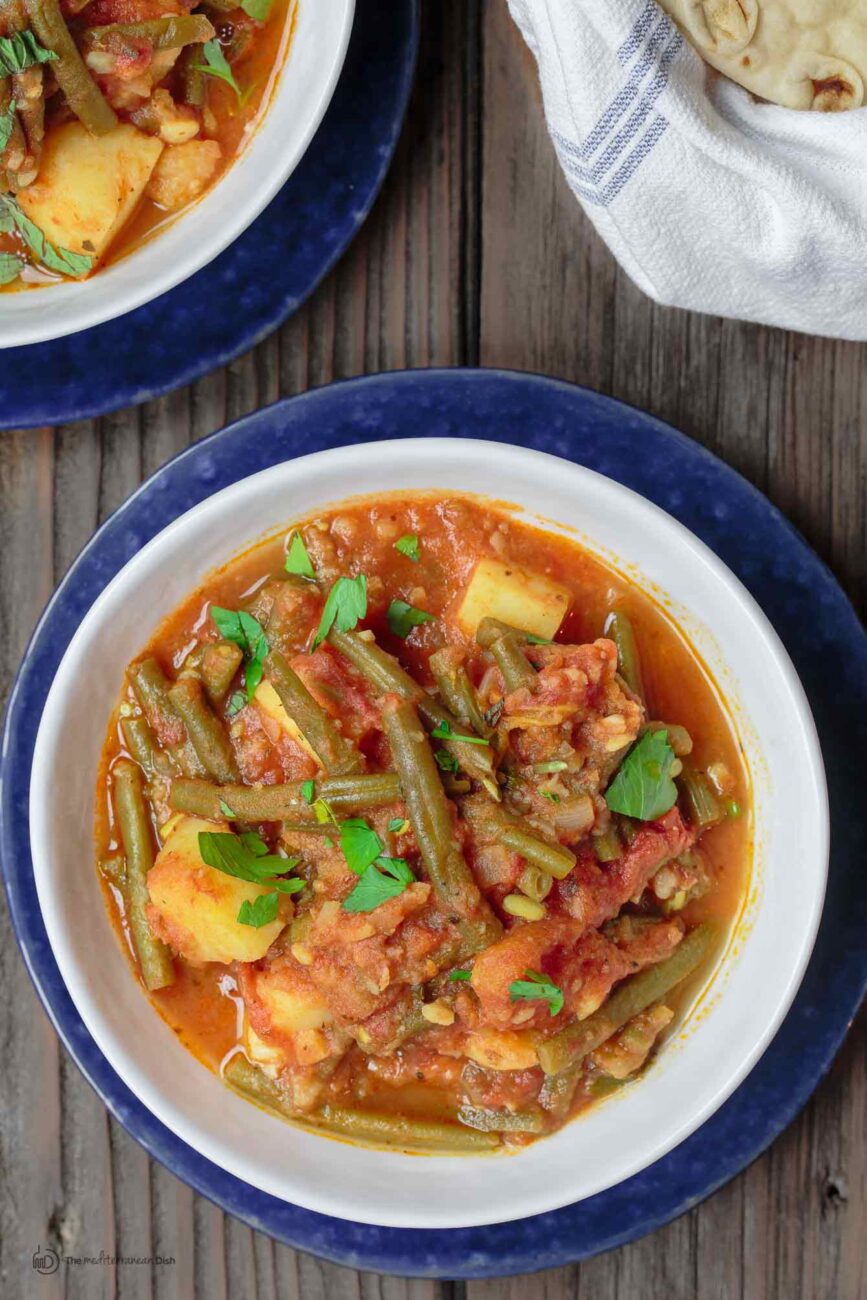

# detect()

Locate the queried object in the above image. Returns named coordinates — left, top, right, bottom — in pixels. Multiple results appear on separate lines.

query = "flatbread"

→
left=658, top=1, right=867, bottom=110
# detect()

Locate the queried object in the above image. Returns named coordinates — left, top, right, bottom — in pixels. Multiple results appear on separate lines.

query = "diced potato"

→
left=257, top=971, right=333, bottom=1035
left=254, top=679, right=323, bottom=767
left=146, top=138, right=221, bottom=211
left=147, top=815, right=285, bottom=964
left=457, top=558, right=571, bottom=640
left=465, top=1028, right=538, bottom=1071
left=17, top=122, right=163, bottom=263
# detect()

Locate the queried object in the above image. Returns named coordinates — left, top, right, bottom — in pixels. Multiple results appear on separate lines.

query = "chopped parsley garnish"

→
left=219, top=799, right=236, bottom=818
left=0, top=31, right=56, bottom=77
left=337, top=815, right=415, bottom=912
left=430, top=719, right=490, bottom=747
left=194, top=38, right=241, bottom=100
left=210, top=606, right=269, bottom=701
left=198, top=829, right=303, bottom=927
left=525, top=633, right=552, bottom=645
left=605, top=728, right=678, bottom=822
left=386, top=599, right=435, bottom=639
left=300, top=779, right=315, bottom=805
left=434, top=749, right=459, bottom=774
left=541, top=790, right=561, bottom=804
left=0, top=194, right=92, bottom=279
left=237, top=892, right=279, bottom=928
left=285, top=531, right=314, bottom=579
left=0, top=251, right=22, bottom=287
left=394, top=534, right=420, bottom=562
left=312, top=574, right=368, bottom=650
left=508, top=969, right=563, bottom=1017
left=240, top=0, right=272, bottom=19
left=226, top=689, right=246, bottom=718
left=312, top=796, right=337, bottom=825
left=448, top=969, right=472, bottom=982
left=339, top=817, right=384, bottom=875
left=0, top=99, right=18, bottom=156
left=388, top=817, right=410, bottom=835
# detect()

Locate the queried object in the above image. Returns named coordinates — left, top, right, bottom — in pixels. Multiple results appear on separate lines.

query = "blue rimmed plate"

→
left=2, top=370, right=865, bottom=1276
left=0, top=0, right=418, bottom=431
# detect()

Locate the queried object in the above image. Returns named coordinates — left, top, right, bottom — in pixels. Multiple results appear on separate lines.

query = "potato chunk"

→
left=457, top=557, right=571, bottom=640
left=17, top=122, right=163, bottom=263
left=253, top=679, right=323, bottom=767
left=146, top=138, right=221, bottom=212
left=146, top=815, right=286, bottom=964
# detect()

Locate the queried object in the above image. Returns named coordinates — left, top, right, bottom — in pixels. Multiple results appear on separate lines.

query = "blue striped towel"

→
left=508, top=0, right=867, bottom=340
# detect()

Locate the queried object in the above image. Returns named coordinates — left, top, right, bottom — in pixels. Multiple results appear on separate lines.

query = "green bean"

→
left=329, top=629, right=498, bottom=787
left=481, top=626, right=536, bottom=693
left=429, top=647, right=491, bottom=737
left=179, top=43, right=206, bottom=107
left=171, top=773, right=401, bottom=821
left=99, top=853, right=127, bottom=889
left=23, top=0, right=117, bottom=135
left=265, top=650, right=362, bottom=776
left=81, top=13, right=214, bottom=51
left=129, top=659, right=206, bottom=779
left=517, top=863, right=553, bottom=902
left=456, top=1104, right=545, bottom=1134
left=538, top=1065, right=581, bottom=1123
left=499, top=824, right=576, bottom=879
left=112, top=759, right=174, bottom=991
left=224, top=1054, right=300, bottom=1117
left=200, top=640, right=243, bottom=704
left=382, top=697, right=493, bottom=921
left=538, top=922, right=716, bottom=1075
left=168, top=677, right=240, bottom=784
left=604, top=610, right=645, bottom=704
left=476, top=616, right=550, bottom=648
left=678, top=762, right=723, bottom=829
left=592, top=823, right=623, bottom=863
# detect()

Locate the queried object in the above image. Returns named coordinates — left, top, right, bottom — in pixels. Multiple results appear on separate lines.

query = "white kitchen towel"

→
left=508, top=0, right=867, bottom=340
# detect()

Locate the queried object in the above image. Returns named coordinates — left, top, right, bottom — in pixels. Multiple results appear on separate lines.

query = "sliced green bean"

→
left=179, top=43, right=206, bottom=107
left=517, top=863, right=553, bottom=902
left=382, top=697, right=492, bottom=921
left=121, top=715, right=165, bottom=780
left=478, top=622, right=536, bottom=693
left=604, top=610, right=645, bottom=704
left=112, top=759, right=174, bottom=991
left=457, top=1104, right=545, bottom=1134
left=678, top=762, right=723, bottom=829
left=224, top=1054, right=300, bottom=1117
left=23, top=0, right=117, bottom=135
left=81, top=14, right=214, bottom=51
left=538, top=922, right=716, bottom=1076
left=171, top=773, right=401, bottom=821
left=499, top=824, right=576, bottom=880
left=200, top=640, right=243, bottom=705
left=129, top=659, right=206, bottom=779
left=538, top=1064, right=581, bottom=1123
left=329, top=629, right=498, bottom=787
left=592, top=823, right=623, bottom=863
left=168, top=677, right=240, bottom=783
left=429, top=647, right=491, bottom=737
left=266, top=650, right=362, bottom=776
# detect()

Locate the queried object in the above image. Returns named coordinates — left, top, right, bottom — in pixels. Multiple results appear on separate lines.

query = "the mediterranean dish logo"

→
left=32, top=1245, right=175, bottom=1274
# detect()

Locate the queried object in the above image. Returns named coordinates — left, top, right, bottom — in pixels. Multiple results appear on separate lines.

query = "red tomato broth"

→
left=94, top=492, right=752, bottom=1147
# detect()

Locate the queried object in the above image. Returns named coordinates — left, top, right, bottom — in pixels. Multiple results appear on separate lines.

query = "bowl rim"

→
left=25, top=434, right=830, bottom=1228
left=0, top=0, right=356, bottom=348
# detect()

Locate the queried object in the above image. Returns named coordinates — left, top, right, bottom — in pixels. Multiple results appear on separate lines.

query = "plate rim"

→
left=2, top=367, right=865, bottom=1277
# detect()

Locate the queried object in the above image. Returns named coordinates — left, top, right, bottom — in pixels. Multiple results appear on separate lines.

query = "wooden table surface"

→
left=1, top=4, right=864, bottom=1298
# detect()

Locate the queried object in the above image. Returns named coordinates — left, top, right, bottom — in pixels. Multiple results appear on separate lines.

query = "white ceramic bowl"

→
left=29, top=438, right=828, bottom=1229
left=0, top=0, right=355, bottom=349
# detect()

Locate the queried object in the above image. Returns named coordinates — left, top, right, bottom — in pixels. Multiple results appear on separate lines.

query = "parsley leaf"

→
left=210, top=606, right=268, bottom=702
left=388, top=817, right=409, bottom=835
left=0, top=251, right=22, bottom=287
left=605, top=729, right=678, bottom=821
left=194, top=38, right=241, bottom=100
left=339, top=817, right=384, bottom=875
left=434, top=749, right=459, bottom=774
left=300, top=779, right=315, bottom=805
left=394, top=534, right=420, bottom=562
left=509, top=969, right=563, bottom=1017
left=430, top=719, right=490, bottom=747
left=237, top=892, right=280, bottom=928
left=0, top=31, right=56, bottom=77
left=342, top=863, right=409, bottom=913
left=198, top=830, right=301, bottom=888
left=0, top=195, right=92, bottom=278
left=285, top=531, right=314, bottom=579
left=525, top=633, right=551, bottom=645
left=219, top=799, right=236, bottom=818
left=241, top=0, right=272, bottom=19
left=0, top=98, right=17, bottom=156
left=541, top=790, right=561, bottom=804
left=386, top=599, right=434, bottom=639
left=448, top=969, right=472, bottom=982
left=312, top=796, right=337, bottom=826
left=312, top=574, right=367, bottom=650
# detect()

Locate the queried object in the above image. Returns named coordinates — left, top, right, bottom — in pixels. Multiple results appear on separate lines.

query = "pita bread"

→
left=658, top=1, right=867, bottom=110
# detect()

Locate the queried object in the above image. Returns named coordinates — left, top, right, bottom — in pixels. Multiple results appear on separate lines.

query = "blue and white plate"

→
left=0, top=0, right=418, bottom=430
left=2, top=370, right=865, bottom=1277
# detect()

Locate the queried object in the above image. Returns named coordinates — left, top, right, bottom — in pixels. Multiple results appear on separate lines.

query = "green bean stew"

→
left=96, top=493, right=752, bottom=1152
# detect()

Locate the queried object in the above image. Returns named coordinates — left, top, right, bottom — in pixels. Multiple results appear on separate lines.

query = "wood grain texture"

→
left=0, top=1, right=863, bottom=1297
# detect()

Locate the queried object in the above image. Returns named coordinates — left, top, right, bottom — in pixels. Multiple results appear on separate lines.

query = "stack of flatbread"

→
left=658, top=1, right=867, bottom=110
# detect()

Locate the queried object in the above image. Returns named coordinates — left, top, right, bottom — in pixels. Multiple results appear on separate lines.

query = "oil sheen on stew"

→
left=95, top=493, right=752, bottom=1154
left=0, top=0, right=295, bottom=289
